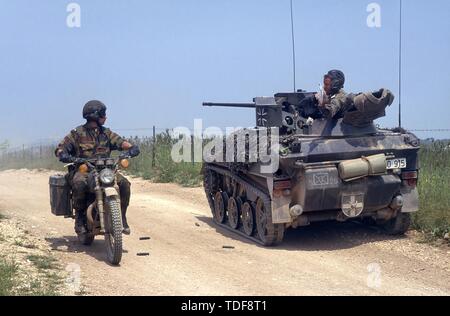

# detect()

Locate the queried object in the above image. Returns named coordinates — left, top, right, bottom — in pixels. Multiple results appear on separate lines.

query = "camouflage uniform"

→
left=55, top=124, right=131, bottom=218
left=319, top=89, right=354, bottom=119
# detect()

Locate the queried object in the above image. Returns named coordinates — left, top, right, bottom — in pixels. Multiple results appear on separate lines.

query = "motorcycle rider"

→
left=55, top=100, right=140, bottom=235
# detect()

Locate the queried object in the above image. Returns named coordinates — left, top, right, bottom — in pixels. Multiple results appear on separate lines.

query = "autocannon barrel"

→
left=202, top=102, right=256, bottom=108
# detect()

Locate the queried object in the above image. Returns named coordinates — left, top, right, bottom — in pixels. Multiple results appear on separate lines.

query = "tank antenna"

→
left=398, top=0, right=403, bottom=128
left=290, top=0, right=297, bottom=92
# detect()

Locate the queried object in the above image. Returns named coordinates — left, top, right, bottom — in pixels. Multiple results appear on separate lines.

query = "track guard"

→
left=401, top=186, right=419, bottom=213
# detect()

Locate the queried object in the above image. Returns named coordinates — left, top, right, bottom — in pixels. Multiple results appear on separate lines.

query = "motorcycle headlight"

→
left=99, top=168, right=115, bottom=185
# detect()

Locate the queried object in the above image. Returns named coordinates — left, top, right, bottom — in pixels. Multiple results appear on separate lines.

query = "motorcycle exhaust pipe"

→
left=96, top=189, right=106, bottom=233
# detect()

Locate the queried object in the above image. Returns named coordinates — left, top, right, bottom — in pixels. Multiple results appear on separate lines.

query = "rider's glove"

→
left=128, top=145, right=140, bottom=158
left=59, top=152, right=74, bottom=163
left=73, top=158, right=87, bottom=164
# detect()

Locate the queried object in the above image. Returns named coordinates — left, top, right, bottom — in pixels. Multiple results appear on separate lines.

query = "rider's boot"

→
left=118, top=174, right=131, bottom=235
left=74, top=210, right=87, bottom=235
left=122, top=208, right=130, bottom=235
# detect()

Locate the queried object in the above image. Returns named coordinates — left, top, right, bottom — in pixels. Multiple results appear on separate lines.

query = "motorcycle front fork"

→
left=93, top=174, right=106, bottom=234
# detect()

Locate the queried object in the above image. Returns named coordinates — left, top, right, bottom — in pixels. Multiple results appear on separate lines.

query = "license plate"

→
left=387, top=158, right=407, bottom=169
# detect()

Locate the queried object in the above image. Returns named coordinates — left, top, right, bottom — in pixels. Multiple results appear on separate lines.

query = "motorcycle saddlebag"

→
left=49, top=174, right=73, bottom=217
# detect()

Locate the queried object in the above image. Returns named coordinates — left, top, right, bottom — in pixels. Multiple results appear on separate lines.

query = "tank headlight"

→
left=99, top=168, right=115, bottom=185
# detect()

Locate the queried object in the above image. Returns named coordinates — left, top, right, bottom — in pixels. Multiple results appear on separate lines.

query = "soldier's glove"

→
left=59, top=153, right=74, bottom=163
left=73, top=158, right=87, bottom=164
left=128, top=145, right=141, bottom=158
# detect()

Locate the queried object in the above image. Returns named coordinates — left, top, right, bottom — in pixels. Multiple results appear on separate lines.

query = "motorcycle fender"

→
left=271, top=196, right=292, bottom=224
left=104, top=187, right=119, bottom=198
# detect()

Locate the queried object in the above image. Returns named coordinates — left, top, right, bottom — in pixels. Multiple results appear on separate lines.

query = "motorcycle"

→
left=50, top=152, right=135, bottom=265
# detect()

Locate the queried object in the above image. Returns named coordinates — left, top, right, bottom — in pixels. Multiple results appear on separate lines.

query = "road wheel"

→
left=241, top=202, right=255, bottom=236
left=227, top=197, right=242, bottom=229
left=213, top=192, right=228, bottom=223
left=382, top=212, right=411, bottom=235
left=255, top=198, right=285, bottom=246
left=104, top=196, right=123, bottom=265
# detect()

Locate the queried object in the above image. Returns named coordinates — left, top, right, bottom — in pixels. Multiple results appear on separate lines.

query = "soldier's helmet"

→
left=82, top=100, right=107, bottom=121
left=325, top=70, right=345, bottom=94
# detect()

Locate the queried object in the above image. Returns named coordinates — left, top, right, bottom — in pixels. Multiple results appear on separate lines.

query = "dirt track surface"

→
left=0, top=169, right=449, bottom=296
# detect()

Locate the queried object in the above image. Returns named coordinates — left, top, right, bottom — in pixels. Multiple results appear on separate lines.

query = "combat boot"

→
left=122, top=210, right=130, bottom=235
left=74, top=210, right=87, bottom=234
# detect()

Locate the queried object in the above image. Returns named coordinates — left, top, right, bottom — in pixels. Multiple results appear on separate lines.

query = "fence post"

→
left=191, top=135, right=195, bottom=166
left=152, top=125, right=156, bottom=168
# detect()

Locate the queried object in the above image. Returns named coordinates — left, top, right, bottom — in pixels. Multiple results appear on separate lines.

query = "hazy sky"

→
left=0, top=0, right=449, bottom=146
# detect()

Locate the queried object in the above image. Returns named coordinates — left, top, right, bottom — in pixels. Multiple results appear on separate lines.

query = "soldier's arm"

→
left=108, top=130, right=140, bottom=158
left=321, top=98, right=342, bottom=118
left=107, top=130, right=135, bottom=151
left=55, top=131, right=77, bottom=158
left=320, top=92, right=352, bottom=119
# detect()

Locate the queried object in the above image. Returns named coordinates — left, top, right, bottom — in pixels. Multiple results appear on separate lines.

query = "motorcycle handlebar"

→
left=64, top=155, right=132, bottom=167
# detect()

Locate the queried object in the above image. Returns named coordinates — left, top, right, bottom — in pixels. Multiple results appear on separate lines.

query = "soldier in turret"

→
left=314, top=70, right=354, bottom=119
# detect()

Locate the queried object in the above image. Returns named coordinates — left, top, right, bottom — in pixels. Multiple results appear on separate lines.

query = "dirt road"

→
left=0, top=169, right=449, bottom=296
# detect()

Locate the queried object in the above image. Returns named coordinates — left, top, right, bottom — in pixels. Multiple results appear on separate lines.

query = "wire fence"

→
left=1, top=126, right=168, bottom=156
left=0, top=126, right=169, bottom=169
left=1, top=125, right=449, bottom=164
left=0, top=127, right=205, bottom=187
left=409, top=129, right=450, bottom=132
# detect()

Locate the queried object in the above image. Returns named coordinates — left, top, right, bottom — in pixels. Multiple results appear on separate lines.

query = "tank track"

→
left=203, top=164, right=285, bottom=246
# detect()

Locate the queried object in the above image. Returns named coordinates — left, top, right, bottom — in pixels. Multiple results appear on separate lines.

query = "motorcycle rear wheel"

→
left=104, top=196, right=123, bottom=265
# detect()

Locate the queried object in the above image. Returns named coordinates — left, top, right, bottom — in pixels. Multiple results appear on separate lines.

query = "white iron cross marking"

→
left=257, top=108, right=268, bottom=126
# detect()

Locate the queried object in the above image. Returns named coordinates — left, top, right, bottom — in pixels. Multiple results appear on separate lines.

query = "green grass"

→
left=413, top=141, right=450, bottom=239
left=0, top=148, right=62, bottom=171
left=0, top=131, right=202, bottom=187
left=26, top=271, right=64, bottom=296
left=0, top=258, right=18, bottom=296
left=14, top=239, right=36, bottom=249
left=14, top=239, right=24, bottom=247
left=127, top=132, right=202, bottom=187
left=0, top=255, right=63, bottom=296
left=27, top=255, right=59, bottom=270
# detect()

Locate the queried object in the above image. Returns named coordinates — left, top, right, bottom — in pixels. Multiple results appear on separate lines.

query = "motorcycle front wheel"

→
left=104, top=196, right=123, bottom=265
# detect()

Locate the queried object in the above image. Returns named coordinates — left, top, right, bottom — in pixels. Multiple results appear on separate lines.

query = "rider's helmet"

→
left=82, top=100, right=107, bottom=121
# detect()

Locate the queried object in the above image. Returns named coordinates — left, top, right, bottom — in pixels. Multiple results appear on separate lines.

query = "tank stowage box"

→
left=49, top=174, right=72, bottom=217
left=202, top=90, right=420, bottom=246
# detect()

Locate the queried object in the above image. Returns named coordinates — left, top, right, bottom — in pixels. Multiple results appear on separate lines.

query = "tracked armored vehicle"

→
left=202, top=90, right=420, bottom=246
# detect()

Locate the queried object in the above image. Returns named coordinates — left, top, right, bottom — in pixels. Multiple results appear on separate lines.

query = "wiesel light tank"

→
left=202, top=89, right=420, bottom=246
